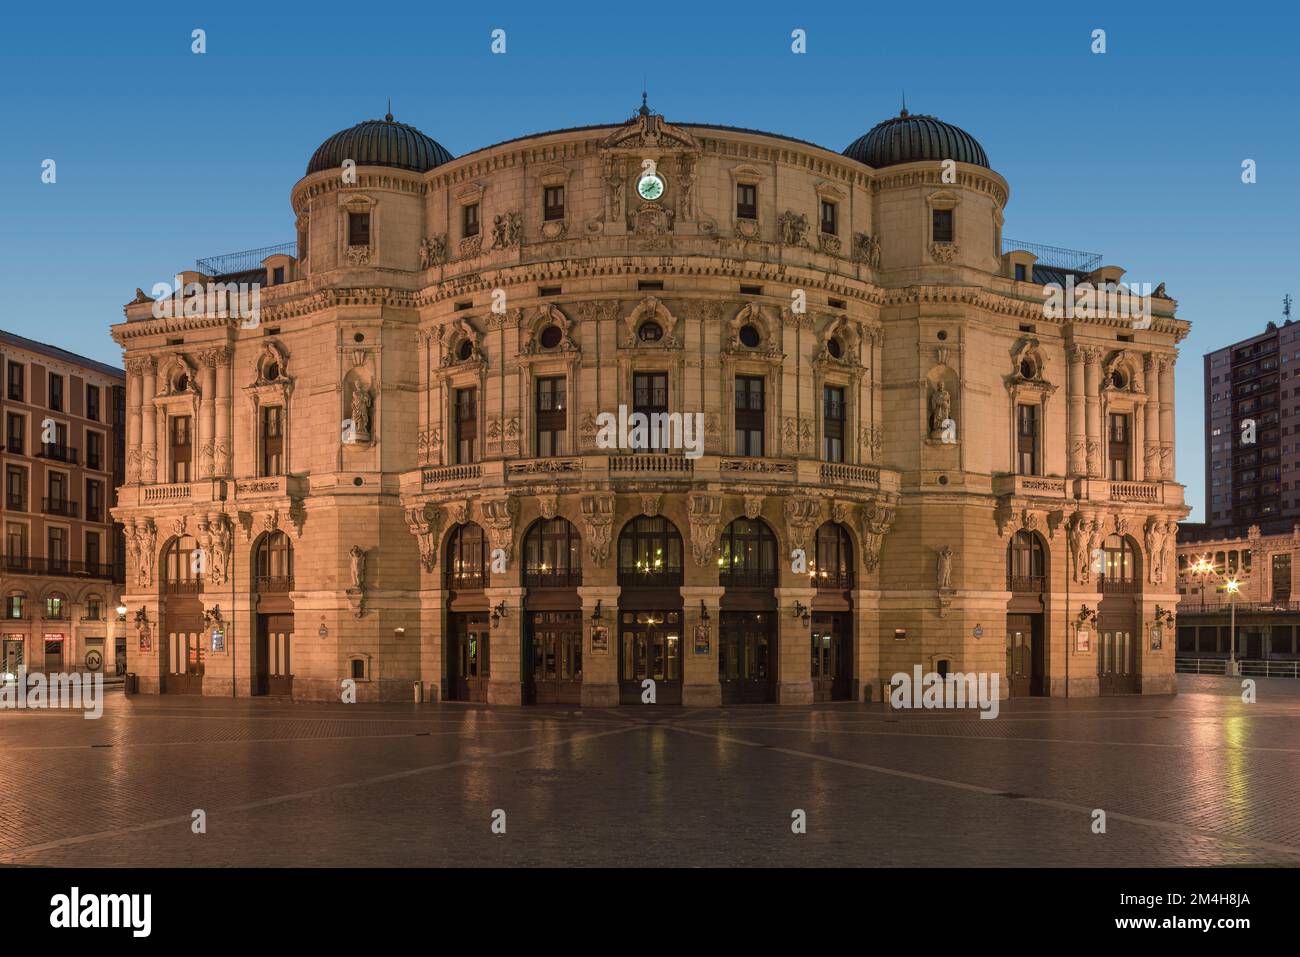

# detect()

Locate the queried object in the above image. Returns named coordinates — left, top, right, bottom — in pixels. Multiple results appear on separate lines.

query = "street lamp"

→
left=1225, top=577, right=1240, bottom=675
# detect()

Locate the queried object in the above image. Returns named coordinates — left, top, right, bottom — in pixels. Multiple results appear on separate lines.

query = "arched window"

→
left=163, top=535, right=204, bottom=593
left=1101, top=535, right=1139, bottom=592
left=254, top=530, right=294, bottom=592
left=523, top=518, right=581, bottom=587
left=812, top=522, right=854, bottom=590
left=445, top=523, right=487, bottom=590
left=44, top=591, right=68, bottom=620
left=1007, top=530, right=1046, bottom=593
left=719, top=518, right=778, bottom=588
left=618, top=516, right=684, bottom=587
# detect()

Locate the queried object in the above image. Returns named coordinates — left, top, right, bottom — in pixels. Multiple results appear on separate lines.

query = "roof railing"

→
left=1001, top=238, right=1103, bottom=274
left=196, top=242, right=296, bottom=277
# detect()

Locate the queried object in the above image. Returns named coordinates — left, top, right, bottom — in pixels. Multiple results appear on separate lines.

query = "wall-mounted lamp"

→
left=591, top=599, right=602, bottom=623
left=491, top=602, right=508, bottom=628
left=394, top=627, right=406, bottom=639
left=792, top=601, right=811, bottom=627
left=203, top=605, right=224, bottom=628
left=1078, top=604, right=1097, bottom=625
left=699, top=600, right=710, bottom=623
left=1153, top=605, right=1175, bottom=625
left=132, top=607, right=149, bottom=629
left=116, top=604, right=128, bottom=621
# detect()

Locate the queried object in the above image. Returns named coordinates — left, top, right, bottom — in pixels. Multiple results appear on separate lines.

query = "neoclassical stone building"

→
left=111, top=102, right=1189, bottom=703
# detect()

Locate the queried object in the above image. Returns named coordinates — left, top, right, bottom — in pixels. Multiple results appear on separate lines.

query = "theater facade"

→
left=110, top=101, right=1189, bottom=703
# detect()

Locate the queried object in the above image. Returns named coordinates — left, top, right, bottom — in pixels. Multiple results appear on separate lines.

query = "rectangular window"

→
left=736, top=183, right=757, bottom=220
left=1108, top=413, right=1130, bottom=481
left=5, top=466, right=25, bottom=512
left=631, top=372, right=669, bottom=452
left=6, top=523, right=28, bottom=563
left=48, top=527, right=66, bottom=572
left=1017, top=404, right=1040, bottom=475
left=932, top=208, right=954, bottom=244
left=1273, top=553, right=1291, bottom=602
left=455, top=387, right=478, bottom=464
left=6, top=362, right=23, bottom=401
left=819, top=200, right=837, bottom=235
left=347, top=211, right=370, bottom=246
left=272, top=266, right=285, bottom=285
left=534, top=377, right=567, bottom=457
left=86, top=384, right=99, bottom=422
left=5, top=414, right=22, bottom=455
left=543, top=186, right=565, bottom=221
left=1014, top=264, right=1027, bottom=281
left=85, top=532, right=101, bottom=575
left=822, top=386, right=845, bottom=462
left=463, top=203, right=480, bottom=238
left=85, top=479, right=102, bottom=523
left=48, top=373, right=63, bottom=412
left=734, top=375, right=765, bottom=457
left=170, top=415, right=192, bottom=483
left=48, top=470, right=66, bottom=506
left=86, top=430, right=103, bottom=471
left=260, top=406, right=284, bottom=476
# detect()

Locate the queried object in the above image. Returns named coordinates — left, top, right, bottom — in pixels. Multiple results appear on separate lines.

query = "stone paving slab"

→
left=1, top=676, right=1298, bottom=866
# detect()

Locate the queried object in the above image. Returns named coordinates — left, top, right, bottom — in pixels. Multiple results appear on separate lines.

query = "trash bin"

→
left=413, top=681, right=423, bottom=703
left=124, top=672, right=138, bottom=695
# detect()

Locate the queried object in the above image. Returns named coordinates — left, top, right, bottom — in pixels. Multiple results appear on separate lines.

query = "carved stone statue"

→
left=929, top=382, right=952, bottom=435
left=349, top=545, right=366, bottom=590
left=1145, top=519, right=1168, bottom=585
left=937, top=546, right=954, bottom=590
left=350, top=382, right=372, bottom=438
left=1070, top=515, right=1089, bottom=582
left=778, top=210, right=809, bottom=247
left=419, top=234, right=447, bottom=269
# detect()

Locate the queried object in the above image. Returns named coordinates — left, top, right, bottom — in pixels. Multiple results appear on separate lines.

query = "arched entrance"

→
left=445, top=523, right=490, bottom=702
left=617, top=516, right=684, bottom=705
left=161, top=535, right=205, bottom=694
left=1098, top=534, right=1141, bottom=694
left=1005, top=530, right=1047, bottom=697
left=719, top=517, right=778, bottom=704
left=522, top=517, right=583, bottom=705
left=252, top=530, right=294, bottom=696
left=811, top=521, right=854, bottom=701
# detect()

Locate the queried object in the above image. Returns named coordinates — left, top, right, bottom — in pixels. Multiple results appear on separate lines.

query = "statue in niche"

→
left=349, top=545, right=366, bottom=590
left=929, top=382, right=952, bottom=436
left=937, top=546, right=954, bottom=590
left=350, top=382, right=372, bottom=439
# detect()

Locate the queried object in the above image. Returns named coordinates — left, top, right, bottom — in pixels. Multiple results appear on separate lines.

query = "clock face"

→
left=637, top=172, right=665, bottom=201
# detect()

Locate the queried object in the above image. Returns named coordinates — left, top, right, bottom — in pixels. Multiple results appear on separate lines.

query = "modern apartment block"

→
left=1, top=330, right=127, bottom=676
left=1204, top=317, right=1300, bottom=530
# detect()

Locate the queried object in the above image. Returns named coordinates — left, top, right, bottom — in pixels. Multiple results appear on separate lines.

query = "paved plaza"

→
left=2, top=676, right=1299, bottom=867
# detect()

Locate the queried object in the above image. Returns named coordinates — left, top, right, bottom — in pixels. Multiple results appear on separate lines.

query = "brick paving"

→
left=1, top=675, right=1299, bottom=866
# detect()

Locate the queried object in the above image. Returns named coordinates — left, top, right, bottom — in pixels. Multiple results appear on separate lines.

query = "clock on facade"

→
left=637, top=172, right=665, bottom=201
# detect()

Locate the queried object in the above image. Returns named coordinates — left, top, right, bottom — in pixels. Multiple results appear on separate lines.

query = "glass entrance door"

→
left=1099, top=627, right=1139, bottom=694
left=811, top=613, right=851, bottom=701
left=527, top=610, right=583, bottom=705
left=618, top=609, right=682, bottom=704
left=719, top=611, right=775, bottom=704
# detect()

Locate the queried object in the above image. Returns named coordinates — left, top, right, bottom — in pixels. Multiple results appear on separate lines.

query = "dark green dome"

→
left=306, top=114, right=453, bottom=176
left=843, top=110, right=989, bottom=170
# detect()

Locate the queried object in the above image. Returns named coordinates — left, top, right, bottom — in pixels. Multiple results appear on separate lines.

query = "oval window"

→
left=827, top=338, right=843, bottom=359
left=176, top=374, right=189, bottom=392
left=458, top=340, right=474, bottom=361
left=739, top=324, right=761, bottom=348
left=1019, top=358, right=1036, bottom=379
left=539, top=325, right=563, bottom=349
left=638, top=322, right=663, bottom=343
left=265, top=362, right=280, bottom=382
left=1111, top=370, right=1126, bottom=390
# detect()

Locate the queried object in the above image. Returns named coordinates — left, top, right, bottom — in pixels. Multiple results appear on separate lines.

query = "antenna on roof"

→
left=385, top=97, right=393, bottom=122
left=1286, top=294, right=1294, bottom=323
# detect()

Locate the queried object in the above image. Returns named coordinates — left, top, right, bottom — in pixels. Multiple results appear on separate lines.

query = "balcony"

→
left=233, top=474, right=307, bottom=502
left=993, top=474, right=1070, bottom=500
left=819, top=462, right=879, bottom=488
left=506, top=457, right=583, bottom=479
left=254, top=575, right=293, bottom=593
left=1109, top=481, right=1160, bottom=503
left=1007, top=575, right=1046, bottom=594
left=5, top=495, right=25, bottom=512
left=5, top=439, right=22, bottom=455
left=86, top=455, right=102, bottom=471
left=523, top=568, right=583, bottom=588
left=0, top=557, right=117, bottom=579
left=718, top=456, right=795, bottom=480
left=609, top=454, right=694, bottom=476
left=422, top=463, right=482, bottom=489
left=86, top=506, right=103, bottom=523
left=1099, top=577, right=1140, bottom=594
left=142, top=483, right=192, bottom=503
left=446, top=570, right=487, bottom=591
left=42, top=498, right=79, bottom=518
left=813, top=569, right=854, bottom=591
left=36, top=444, right=77, bottom=464
left=719, top=566, right=778, bottom=589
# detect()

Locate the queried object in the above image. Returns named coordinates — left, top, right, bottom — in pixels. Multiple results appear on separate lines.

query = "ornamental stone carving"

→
left=783, top=497, right=821, bottom=554
left=851, top=232, right=881, bottom=267
left=640, top=493, right=661, bottom=518
left=580, top=493, right=616, bottom=567
left=929, top=242, right=959, bottom=263
left=490, top=211, right=522, bottom=250
left=859, top=500, right=895, bottom=572
left=936, top=545, right=955, bottom=590
left=686, top=493, right=724, bottom=567
left=419, top=234, right=447, bottom=268
left=743, top=495, right=765, bottom=520
left=480, top=496, right=520, bottom=561
left=778, top=210, right=809, bottom=247
left=405, top=504, right=443, bottom=573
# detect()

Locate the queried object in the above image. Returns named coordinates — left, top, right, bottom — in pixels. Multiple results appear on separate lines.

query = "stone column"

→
left=1067, top=345, right=1086, bottom=476
left=1082, top=347, right=1103, bottom=477
left=774, top=585, right=816, bottom=704
left=484, top=585, right=525, bottom=705
left=680, top=586, right=723, bottom=706
left=140, top=358, right=158, bottom=484
left=125, top=360, right=143, bottom=483
left=579, top=585, right=621, bottom=706
left=215, top=347, right=231, bottom=476
left=1158, top=353, right=1176, bottom=480
left=1142, top=353, right=1161, bottom=481
left=198, top=350, right=218, bottom=478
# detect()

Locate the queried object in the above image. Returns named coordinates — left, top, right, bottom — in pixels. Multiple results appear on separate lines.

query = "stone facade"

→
left=110, top=106, right=1189, bottom=703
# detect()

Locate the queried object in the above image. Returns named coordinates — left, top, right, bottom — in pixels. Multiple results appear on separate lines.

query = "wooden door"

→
left=1099, top=628, right=1139, bottom=694
left=1005, top=615, right=1033, bottom=697
left=263, top=614, right=293, bottom=697
left=528, top=611, right=583, bottom=705
left=618, top=609, right=683, bottom=705
left=720, top=611, right=775, bottom=704
left=449, top=615, right=490, bottom=702
left=811, top=613, right=851, bottom=702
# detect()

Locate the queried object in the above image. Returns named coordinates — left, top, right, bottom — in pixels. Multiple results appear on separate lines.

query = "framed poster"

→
left=1075, top=626, right=1091, bottom=653
left=211, top=628, right=225, bottom=653
left=590, top=625, right=609, bottom=655
left=1150, top=623, right=1163, bottom=652
left=138, top=632, right=152, bottom=652
left=693, top=623, right=711, bottom=656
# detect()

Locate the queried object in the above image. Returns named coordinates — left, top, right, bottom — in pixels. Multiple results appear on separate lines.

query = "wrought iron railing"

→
left=1099, top=577, right=1140, bottom=594
left=255, top=576, right=293, bottom=593
left=618, top=566, right=684, bottom=588
left=524, top=568, right=583, bottom=588
left=42, top=498, right=78, bottom=518
left=196, top=242, right=295, bottom=277
left=1007, top=574, right=1046, bottom=594
left=1176, top=657, right=1300, bottom=678
left=720, top=566, right=778, bottom=589
left=1002, top=238, right=1102, bottom=273
left=812, top=570, right=854, bottom=590
left=0, top=557, right=116, bottom=579
left=36, top=444, right=77, bottom=464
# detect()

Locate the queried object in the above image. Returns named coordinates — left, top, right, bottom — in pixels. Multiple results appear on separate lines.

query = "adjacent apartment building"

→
left=1, top=331, right=127, bottom=677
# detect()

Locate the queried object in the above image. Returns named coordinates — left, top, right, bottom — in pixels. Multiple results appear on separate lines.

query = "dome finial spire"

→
left=639, top=85, right=650, bottom=117
left=385, top=97, right=393, bottom=123
left=900, top=91, right=908, bottom=117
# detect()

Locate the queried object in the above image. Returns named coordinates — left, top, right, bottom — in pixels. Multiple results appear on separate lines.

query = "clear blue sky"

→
left=2, top=1, right=1296, bottom=520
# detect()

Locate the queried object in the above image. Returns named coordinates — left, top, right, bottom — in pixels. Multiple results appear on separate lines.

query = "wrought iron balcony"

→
left=524, top=568, right=583, bottom=588
left=255, top=575, right=293, bottom=593
left=719, top=566, right=778, bottom=589
left=0, top=556, right=116, bottom=579
left=1007, top=574, right=1046, bottom=594
left=196, top=242, right=295, bottom=277
left=36, top=444, right=77, bottom=464
left=5, top=494, right=25, bottom=512
left=43, top=497, right=78, bottom=517
left=1001, top=238, right=1103, bottom=273
left=812, top=569, right=854, bottom=591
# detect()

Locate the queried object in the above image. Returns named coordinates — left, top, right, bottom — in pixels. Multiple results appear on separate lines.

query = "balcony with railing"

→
left=609, top=453, right=695, bottom=475
left=0, top=556, right=116, bottom=579
left=422, top=463, right=483, bottom=489
left=446, top=569, right=487, bottom=591
left=254, top=575, right=293, bottom=593
left=1001, top=238, right=1103, bottom=273
left=5, top=494, right=25, bottom=512
left=196, top=242, right=295, bottom=277
left=719, top=565, right=779, bottom=589
left=42, top=498, right=78, bottom=518
left=523, top=567, right=583, bottom=588
left=1099, top=576, right=1140, bottom=594
left=36, top=444, right=77, bottom=464
left=1007, top=574, right=1046, bottom=594
left=812, top=569, right=854, bottom=591
left=819, top=462, right=879, bottom=487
